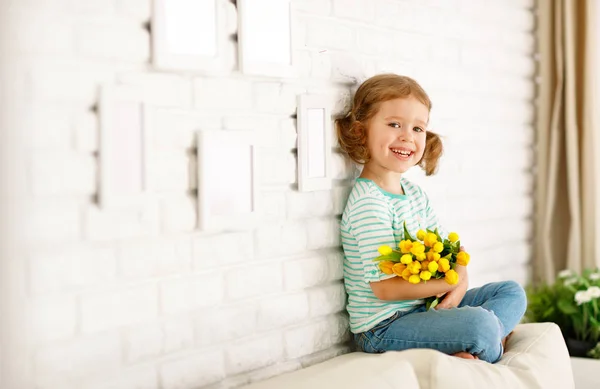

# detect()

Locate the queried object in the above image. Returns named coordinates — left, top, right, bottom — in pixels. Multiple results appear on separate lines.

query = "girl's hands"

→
left=436, top=246, right=468, bottom=310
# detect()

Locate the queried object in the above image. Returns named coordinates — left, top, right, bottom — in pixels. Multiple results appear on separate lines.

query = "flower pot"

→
left=566, top=337, right=597, bottom=358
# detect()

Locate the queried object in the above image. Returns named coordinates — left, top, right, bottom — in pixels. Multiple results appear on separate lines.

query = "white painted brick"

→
left=160, top=194, right=197, bottom=233
left=80, top=366, right=159, bottom=389
left=192, top=232, right=254, bottom=270
left=257, top=292, right=309, bottom=330
left=225, top=262, right=283, bottom=300
left=119, top=237, right=191, bottom=279
left=75, top=22, right=150, bottom=62
left=195, top=303, right=258, bottom=347
left=29, top=152, right=96, bottom=196
left=30, top=60, right=117, bottom=105
left=284, top=253, right=337, bottom=291
left=149, top=152, right=191, bottom=192
left=118, top=72, right=192, bottom=108
left=308, top=283, right=346, bottom=318
left=124, top=322, right=163, bottom=363
left=117, top=0, right=152, bottom=21
left=356, top=28, right=393, bottom=56
left=374, top=1, right=421, bottom=31
left=293, top=0, right=332, bottom=15
left=26, top=199, right=82, bottom=243
left=305, top=18, right=354, bottom=50
left=225, top=333, right=285, bottom=375
left=74, top=109, right=99, bottom=153
left=253, top=83, right=305, bottom=115
left=223, top=115, right=280, bottom=148
left=286, top=191, right=334, bottom=219
left=29, top=245, right=117, bottom=294
left=21, top=103, right=72, bottom=150
left=332, top=0, right=374, bottom=21
left=333, top=185, right=352, bottom=215
left=160, top=272, right=223, bottom=315
left=310, top=51, right=332, bottom=79
left=280, top=118, right=297, bottom=150
left=163, top=317, right=195, bottom=354
left=258, top=151, right=297, bottom=185
left=293, top=50, right=312, bottom=78
left=332, top=152, right=353, bottom=180
left=306, top=218, right=340, bottom=250
left=80, top=285, right=159, bottom=333
left=284, top=314, right=349, bottom=358
left=160, top=350, right=225, bottom=389
left=258, top=191, right=287, bottom=222
left=35, top=332, right=122, bottom=378
left=70, top=0, right=116, bottom=13
left=84, top=204, right=160, bottom=241
left=299, top=344, right=351, bottom=368
left=254, top=222, right=308, bottom=258
left=149, top=109, right=221, bottom=150
left=5, top=8, right=74, bottom=55
left=194, top=78, right=253, bottom=110
left=31, top=294, right=77, bottom=343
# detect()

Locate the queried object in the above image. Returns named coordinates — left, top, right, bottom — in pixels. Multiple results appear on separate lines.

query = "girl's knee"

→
left=463, top=307, right=503, bottom=352
left=500, top=280, right=527, bottom=313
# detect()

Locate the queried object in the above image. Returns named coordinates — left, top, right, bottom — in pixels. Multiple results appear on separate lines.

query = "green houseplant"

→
left=525, top=269, right=600, bottom=358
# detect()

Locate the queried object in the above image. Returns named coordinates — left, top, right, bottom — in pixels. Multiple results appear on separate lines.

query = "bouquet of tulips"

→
left=374, top=222, right=470, bottom=309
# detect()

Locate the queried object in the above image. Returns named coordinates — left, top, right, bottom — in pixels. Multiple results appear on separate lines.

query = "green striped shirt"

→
left=341, top=177, right=446, bottom=333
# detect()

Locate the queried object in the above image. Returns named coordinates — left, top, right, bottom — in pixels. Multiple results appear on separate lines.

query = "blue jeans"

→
left=354, top=281, right=527, bottom=363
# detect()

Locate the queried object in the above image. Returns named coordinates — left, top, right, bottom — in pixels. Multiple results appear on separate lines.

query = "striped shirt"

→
left=341, top=177, right=446, bottom=333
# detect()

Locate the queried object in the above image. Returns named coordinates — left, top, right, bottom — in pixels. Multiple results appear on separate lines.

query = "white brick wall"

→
left=0, top=0, right=536, bottom=387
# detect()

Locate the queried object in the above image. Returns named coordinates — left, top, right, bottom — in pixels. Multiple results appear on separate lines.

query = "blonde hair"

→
left=335, top=74, right=443, bottom=176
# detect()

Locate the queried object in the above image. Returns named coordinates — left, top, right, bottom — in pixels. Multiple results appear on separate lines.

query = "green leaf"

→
left=403, top=221, right=414, bottom=241
left=427, top=298, right=439, bottom=310
left=557, top=299, right=578, bottom=315
left=433, top=228, right=442, bottom=242
left=373, top=251, right=401, bottom=262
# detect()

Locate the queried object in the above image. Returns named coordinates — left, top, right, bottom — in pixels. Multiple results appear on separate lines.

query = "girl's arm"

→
left=370, top=264, right=467, bottom=301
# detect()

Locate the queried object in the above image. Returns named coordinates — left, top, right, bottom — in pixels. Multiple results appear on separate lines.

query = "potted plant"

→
left=525, top=269, right=600, bottom=358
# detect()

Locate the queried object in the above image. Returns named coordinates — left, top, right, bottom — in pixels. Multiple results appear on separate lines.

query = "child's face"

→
left=365, top=96, right=428, bottom=174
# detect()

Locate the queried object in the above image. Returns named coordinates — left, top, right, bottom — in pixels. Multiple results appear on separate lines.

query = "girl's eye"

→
left=413, top=127, right=424, bottom=133
left=388, top=122, right=401, bottom=129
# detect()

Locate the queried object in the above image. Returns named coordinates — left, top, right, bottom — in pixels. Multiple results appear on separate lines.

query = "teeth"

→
left=391, top=148, right=412, bottom=156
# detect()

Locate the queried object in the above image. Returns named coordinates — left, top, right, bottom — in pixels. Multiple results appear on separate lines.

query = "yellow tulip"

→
left=428, top=261, right=439, bottom=273
left=399, top=240, right=413, bottom=254
left=445, top=269, right=459, bottom=285
left=433, top=242, right=444, bottom=253
left=409, top=274, right=421, bottom=284
left=448, top=232, right=459, bottom=243
left=410, top=242, right=425, bottom=256
left=421, top=260, right=430, bottom=270
left=438, top=258, right=450, bottom=272
left=379, top=261, right=395, bottom=274
left=420, top=270, right=432, bottom=281
left=378, top=245, right=393, bottom=256
left=400, top=254, right=413, bottom=265
left=424, top=233, right=438, bottom=247
left=415, top=253, right=426, bottom=261
left=392, top=263, right=406, bottom=276
left=409, top=261, right=421, bottom=275
left=416, top=229, right=426, bottom=241
left=456, top=251, right=470, bottom=266
left=426, top=251, right=439, bottom=262
left=401, top=267, right=412, bottom=281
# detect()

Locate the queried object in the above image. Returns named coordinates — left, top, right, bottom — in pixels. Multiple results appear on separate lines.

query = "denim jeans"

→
left=354, top=281, right=527, bottom=363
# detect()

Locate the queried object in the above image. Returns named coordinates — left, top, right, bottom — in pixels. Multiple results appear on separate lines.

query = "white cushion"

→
left=241, top=323, right=574, bottom=389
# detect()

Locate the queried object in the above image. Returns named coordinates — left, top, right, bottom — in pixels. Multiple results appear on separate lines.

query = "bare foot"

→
left=452, top=352, right=479, bottom=360
left=501, top=331, right=514, bottom=352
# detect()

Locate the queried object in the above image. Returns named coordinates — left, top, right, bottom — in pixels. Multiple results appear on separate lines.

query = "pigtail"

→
left=418, top=131, right=443, bottom=176
left=335, top=112, right=370, bottom=164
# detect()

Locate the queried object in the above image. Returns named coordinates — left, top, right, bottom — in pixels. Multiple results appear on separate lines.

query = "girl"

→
left=336, top=74, right=527, bottom=363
